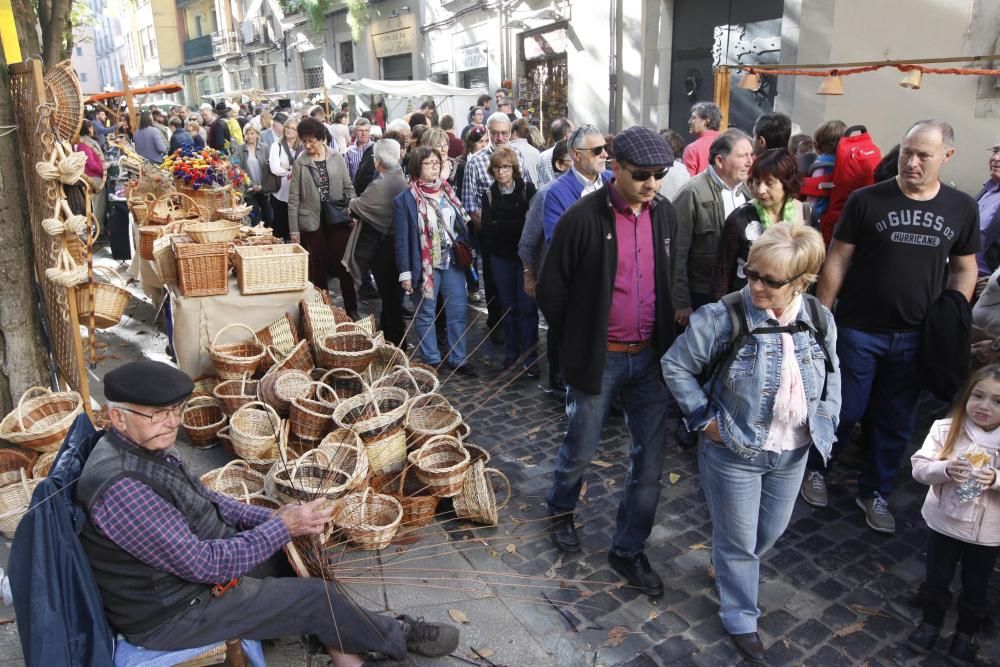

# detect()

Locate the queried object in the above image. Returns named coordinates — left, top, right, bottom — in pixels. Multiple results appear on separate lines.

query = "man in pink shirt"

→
left=682, top=102, right=722, bottom=176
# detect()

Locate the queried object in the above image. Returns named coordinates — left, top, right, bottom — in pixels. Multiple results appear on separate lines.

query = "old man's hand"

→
left=275, top=498, right=334, bottom=537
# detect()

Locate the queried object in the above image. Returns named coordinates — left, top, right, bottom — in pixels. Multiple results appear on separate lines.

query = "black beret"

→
left=105, top=360, right=194, bottom=407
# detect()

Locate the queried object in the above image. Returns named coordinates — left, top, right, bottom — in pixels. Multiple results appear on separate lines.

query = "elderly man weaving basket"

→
left=76, top=360, right=459, bottom=667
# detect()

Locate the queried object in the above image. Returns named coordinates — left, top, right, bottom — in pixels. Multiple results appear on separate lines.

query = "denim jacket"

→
left=661, top=288, right=842, bottom=461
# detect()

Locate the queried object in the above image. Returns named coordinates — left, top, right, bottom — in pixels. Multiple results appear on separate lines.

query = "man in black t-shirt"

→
left=811, top=120, right=979, bottom=534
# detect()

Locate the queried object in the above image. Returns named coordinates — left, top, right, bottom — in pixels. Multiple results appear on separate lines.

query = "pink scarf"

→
left=768, top=295, right=808, bottom=427
left=408, top=178, right=468, bottom=298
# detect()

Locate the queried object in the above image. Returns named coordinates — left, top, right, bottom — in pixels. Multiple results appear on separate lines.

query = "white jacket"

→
left=268, top=140, right=301, bottom=203
left=911, top=417, right=1000, bottom=546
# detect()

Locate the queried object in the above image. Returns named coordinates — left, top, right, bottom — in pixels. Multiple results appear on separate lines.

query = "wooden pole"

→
left=746, top=53, right=1000, bottom=71
left=121, top=64, right=137, bottom=136
left=713, top=67, right=731, bottom=130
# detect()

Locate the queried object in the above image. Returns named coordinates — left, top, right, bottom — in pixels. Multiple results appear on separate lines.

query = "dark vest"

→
left=482, top=179, right=532, bottom=259
left=76, top=431, right=237, bottom=635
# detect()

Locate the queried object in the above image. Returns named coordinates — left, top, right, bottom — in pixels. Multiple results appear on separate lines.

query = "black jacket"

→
left=537, top=186, right=678, bottom=394
left=919, top=288, right=971, bottom=402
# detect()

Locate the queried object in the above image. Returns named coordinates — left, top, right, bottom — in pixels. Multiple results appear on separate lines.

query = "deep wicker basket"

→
left=407, top=436, right=471, bottom=498
left=370, top=464, right=440, bottom=530
left=0, top=386, right=84, bottom=452
left=210, top=323, right=266, bottom=381
left=315, top=323, right=378, bottom=374
left=328, top=487, right=403, bottom=551
left=453, top=461, right=511, bottom=526
left=181, top=396, right=227, bottom=450
left=174, top=239, right=229, bottom=297
left=229, top=401, right=283, bottom=460
left=213, top=375, right=259, bottom=416
left=0, top=448, right=38, bottom=486
left=75, top=267, right=131, bottom=329
left=289, top=383, right=339, bottom=441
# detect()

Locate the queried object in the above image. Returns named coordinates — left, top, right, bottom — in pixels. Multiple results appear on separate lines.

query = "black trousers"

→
left=920, top=528, right=999, bottom=634
left=269, top=195, right=290, bottom=241
left=371, top=234, right=405, bottom=346
left=247, top=191, right=272, bottom=227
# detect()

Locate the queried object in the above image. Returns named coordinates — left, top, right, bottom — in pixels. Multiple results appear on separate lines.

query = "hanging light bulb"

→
left=817, top=73, right=845, bottom=95
left=899, top=68, right=923, bottom=90
left=738, top=71, right=762, bottom=91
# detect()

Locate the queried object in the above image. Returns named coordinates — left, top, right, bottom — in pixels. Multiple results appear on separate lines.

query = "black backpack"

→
left=701, top=292, right=834, bottom=400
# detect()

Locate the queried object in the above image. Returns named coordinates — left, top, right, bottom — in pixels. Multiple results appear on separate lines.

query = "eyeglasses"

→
left=575, top=144, right=607, bottom=157
left=622, top=165, right=669, bottom=182
left=116, top=401, right=188, bottom=425
left=421, top=160, right=442, bottom=167
left=302, top=137, right=321, bottom=146
left=744, top=267, right=802, bottom=289
left=489, top=129, right=510, bottom=138
left=494, top=165, right=514, bottom=172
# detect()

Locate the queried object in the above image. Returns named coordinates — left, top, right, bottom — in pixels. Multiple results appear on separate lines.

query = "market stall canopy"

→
left=326, top=78, right=488, bottom=99
left=84, top=83, right=183, bottom=104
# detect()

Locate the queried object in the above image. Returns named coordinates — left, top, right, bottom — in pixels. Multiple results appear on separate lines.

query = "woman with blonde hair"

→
left=268, top=116, right=302, bottom=241
left=663, top=222, right=841, bottom=664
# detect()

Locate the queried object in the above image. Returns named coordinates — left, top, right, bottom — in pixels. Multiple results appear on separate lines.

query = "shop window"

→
left=459, top=68, right=488, bottom=90
left=429, top=72, right=448, bottom=85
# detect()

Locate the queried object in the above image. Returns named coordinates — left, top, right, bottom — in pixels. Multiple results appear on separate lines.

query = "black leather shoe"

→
left=447, top=363, right=478, bottom=378
left=549, top=514, right=581, bottom=553
left=608, top=552, right=663, bottom=597
left=905, top=623, right=940, bottom=654
left=948, top=633, right=978, bottom=667
left=730, top=632, right=766, bottom=664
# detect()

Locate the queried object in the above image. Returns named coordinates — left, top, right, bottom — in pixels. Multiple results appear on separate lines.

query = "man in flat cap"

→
left=537, top=126, right=678, bottom=598
left=77, top=360, right=458, bottom=665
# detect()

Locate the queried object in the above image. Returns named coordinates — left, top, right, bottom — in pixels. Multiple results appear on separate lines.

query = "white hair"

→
left=374, top=139, right=401, bottom=170
left=386, top=119, right=410, bottom=134
left=353, top=118, right=371, bottom=129
left=486, top=112, right=511, bottom=127
left=369, top=125, right=383, bottom=139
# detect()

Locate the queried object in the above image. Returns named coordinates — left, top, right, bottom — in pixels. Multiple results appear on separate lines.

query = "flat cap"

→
left=104, top=360, right=194, bottom=407
left=613, top=126, right=674, bottom=168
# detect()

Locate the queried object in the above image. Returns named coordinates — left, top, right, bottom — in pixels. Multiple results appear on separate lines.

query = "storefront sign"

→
left=373, top=27, right=411, bottom=58
left=457, top=44, right=487, bottom=72
left=523, top=27, right=568, bottom=61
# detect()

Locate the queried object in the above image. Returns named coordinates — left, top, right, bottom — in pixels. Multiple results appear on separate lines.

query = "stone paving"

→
left=2, top=252, right=1000, bottom=665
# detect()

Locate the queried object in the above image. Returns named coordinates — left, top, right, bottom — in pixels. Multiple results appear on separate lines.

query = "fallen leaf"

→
left=591, top=459, right=612, bottom=468
left=466, top=647, right=494, bottom=659
left=545, top=557, right=563, bottom=579
left=489, top=549, right=499, bottom=559
left=448, top=608, right=470, bottom=624
left=849, top=604, right=890, bottom=618
left=578, top=588, right=594, bottom=599
left=605, top=478, right=617, bottom=488
left=560, top=579, right=569, bottom=589
left=579, top=480, right=589, bottom=500
left=505, top=544, right=517, bottom=554
left=603, top=626, right=629, bottom=648
left=707, top=565, right=715, bottom=579
left=833, top=622, right=865, bottom=638
left=668, top=472, right=680, bottom=484
left=688, top=543, right=709, bottom=550
left=648, top=609, right=659, bottom=621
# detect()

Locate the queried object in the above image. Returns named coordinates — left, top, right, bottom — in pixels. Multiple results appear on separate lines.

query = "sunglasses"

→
left=575, top=144, right=607, bottom=156
left=744, top=267, right=802, bottom=289
left=622, top=165, right=669, bottom=182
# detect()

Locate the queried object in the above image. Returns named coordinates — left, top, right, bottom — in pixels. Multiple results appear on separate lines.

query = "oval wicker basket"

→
left=148, top=191, right=206, bottom=225
left=373, top=366, right=439, bottom=401
left=404, top=394, right=463, bottom=450
left=453, top=461, right=511, bottom=526
left=328, top=487, right=403, bottom=551
left=0, top=474, right=38, bottom=537
left=265, top=438, right=367, bottom=504
left=333, top=387, right=409, bottom=443
left=32, top=451, right=57, bottom=479
left=0, top=448, right=38, bottom=486
left=258, top=369, right=313, bottom=416
left=366, top=343, right=409, bottom=382
left=265, top=340, right=314, bottom=376
left=290, top=382, right=339, bottom=441
left=370, top=464, right=440, bottom=530
left=461, top=441, right=490, bottom=466
left=319, top=368, right=369, bottom=400
left=213, top=375, right=259, bottom=416
left=315, top=323, right=378, bottom=373
left=210, top=323, right=266, bottom=381
left=185, top=219, right=241, bottom=244
left=76, top=267, right=131, bottom=329
left=181, top=396, right=227, bottom=450
left=200, top=459, right=265, bottom=499
left=407, top=436, right=471, bottom=498
left=0, top=386, right=84, bottom=452
left=229, top=401, right=283, bottom=460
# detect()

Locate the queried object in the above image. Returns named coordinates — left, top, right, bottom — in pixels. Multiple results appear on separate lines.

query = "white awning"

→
left=326, top=78, right=488, bottom=99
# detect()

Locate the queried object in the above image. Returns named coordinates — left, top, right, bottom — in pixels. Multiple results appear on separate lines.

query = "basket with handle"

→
left=255, top=312, right=299, bottom=353
left=404, top=393, right=463, bottom=450
left=191, top=376, right=218, bottom=399
left=0, top=448, right=38, bottom=486
left=0, top=474, right=38, bottom=537
left=185, top=219, right=242, bottom=244
left=315, top=323, right=378, bottom=373
left=318, top=368, right=368, bottom=400
left=200, top=459, right=266, bottom=499
left=370, top=463, right=440, bottom=530
left=373, top=366, right=439, bottom=401
left=151, top=225, right=188, bottom=284
left=333, top=386, right=409, bottom=474
left=300, top=301, right=352, bottom=346
left=290, top=382, right=339, bottom=441
left=453, top=461, right=511, bottom=526
left=32, top=451, right=57, bottom=479
left=75, top=267, right=131, bottom=329
left=148, top=191, right=206, bottom=225
left=213, top=374, right=259, bottom=416
left=257, top=369, right=313, bottom=417
left=265, top=340, right=314, bottom=377
left=229, top=401, right=283, bottom=460
left=179, top=184, right=230, bottom=220
left=210, top=323, right=266, bottom=381
left=328, top=486, right=403, bottom=551
left=460, top=440, right=489, bottom=467
left=181, top=396, right=227, bottom=450
left=366, top=343, right=409, bottom=383
left=265, top=438, right=368, bottom=504
left=0, top=386, right=84, bottom=453
left=407, top=436, right=471, bottom=498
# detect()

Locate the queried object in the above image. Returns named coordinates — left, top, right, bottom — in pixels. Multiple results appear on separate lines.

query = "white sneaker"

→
left=0, top=568, right=12, bottom=606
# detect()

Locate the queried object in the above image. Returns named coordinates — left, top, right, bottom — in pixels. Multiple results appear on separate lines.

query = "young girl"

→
left=908, top=364, right=1000, bottom=665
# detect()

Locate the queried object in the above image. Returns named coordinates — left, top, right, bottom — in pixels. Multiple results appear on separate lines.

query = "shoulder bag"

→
left=307, top=159, right=351, bottom=225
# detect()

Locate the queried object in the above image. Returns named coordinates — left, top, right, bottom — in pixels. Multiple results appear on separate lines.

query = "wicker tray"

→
left=233, top=244, right=309, bottom=295
left=174, top=239, right=229, bottom=297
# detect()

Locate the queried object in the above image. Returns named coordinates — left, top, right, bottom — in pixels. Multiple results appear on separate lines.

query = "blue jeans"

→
left=489, top=255, right=539, bottom=364
left=412, top=266, right=468, bottom=366
left=833, top=326, right=921, bottom=498
left=546, top=348, right=668, bottom=557
left=699, top=438, right=808, bottom=634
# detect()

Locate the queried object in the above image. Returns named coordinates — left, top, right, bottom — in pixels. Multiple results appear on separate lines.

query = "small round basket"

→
left=0, top=448, right=38, bottom=486
left=0, top=386, right=84, bottom=453
left=370, top=465, right=440, bottom=530
left=328, top=487, right=403, bottom=551
left=181, top=396, right=227, bottom=450
left=213, top=375, right=259, bottom=416
left=315, top=323, right=378, bottom=374
left=229, top=401, right=283, bottom=460
left=200, top=459, right=266, bottom=499
left=0, top=475, right=38, bottom=537
left=210, top=323, right=266, bottom=381
left=453, top=461, right=511, bottom=526
left=404, top=394, right=463, bottom=450
left=290, top=383, right=339, bottom=441
left=407, top=436, right=471, bottom=498
left=185, top=219, right=241, bottom=244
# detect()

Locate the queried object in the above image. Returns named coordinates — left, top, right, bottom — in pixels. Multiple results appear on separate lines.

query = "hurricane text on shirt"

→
left=874, top=208, right=957, bottom=244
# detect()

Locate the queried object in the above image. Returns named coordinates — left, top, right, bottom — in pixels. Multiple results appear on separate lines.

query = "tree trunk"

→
left=0, top=56, right=52, bottom=415
left=10, top=0, right=41, bottom=64
left=62, top=15, right=74, bottom=62
left=40, top=0, right=72, bottom=70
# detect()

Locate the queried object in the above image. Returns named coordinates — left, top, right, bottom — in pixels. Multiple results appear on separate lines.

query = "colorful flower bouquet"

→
left=162, top=146, right=248, bottom=191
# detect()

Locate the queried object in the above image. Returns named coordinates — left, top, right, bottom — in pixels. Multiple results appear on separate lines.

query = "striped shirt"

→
left=607, top=181, right=656, bottom=343
left=345, top=141, right=371, bottom=180
left=461, top=144, right=529, bottom=214
left=90, top=448, right=289, bottom=584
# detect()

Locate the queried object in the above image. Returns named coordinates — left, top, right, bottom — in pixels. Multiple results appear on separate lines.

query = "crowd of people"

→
left=75, top=90, right=1000, bottom=666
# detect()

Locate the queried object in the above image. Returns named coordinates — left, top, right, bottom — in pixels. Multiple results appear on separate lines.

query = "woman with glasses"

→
left=268, top=116, right=303, bottom=241
left=712, top=149, right=809, bottom=299
left=663, top=223, right=841, bottom=663
left=393, top=146, right=477, bottom=376
left=288, top=117, right=358, bottom=317
left=480, top=145, right=539, bottom=375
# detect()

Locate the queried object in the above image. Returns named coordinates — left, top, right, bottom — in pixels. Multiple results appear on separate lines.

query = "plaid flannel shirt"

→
left=536, top=146, right=556, bottom=186
left=461, top=144, right=530, bottom=214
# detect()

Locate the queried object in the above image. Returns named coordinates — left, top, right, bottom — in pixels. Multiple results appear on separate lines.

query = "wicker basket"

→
left=453, top=461, right=511, bottom=526
left=404, top=394, right=463, bottom=450
left=407, top=436, right=471, bottom=498
left=138, top=224, right=164, bottom=260
left=174, top=239, right=229, bottom=297
left=234, top=244, right=310, bottom=295
left=333, top=387, right=409, bottom=443
left=290, top=383, right=339, bottom=441
left=210, top=323, right=266, bottom=381
left=213, top=375, right=259, bottom=416
left=0, top=475, right=38, bottom=537
left=0, top=448, right=38, bottom=486
left=370, top=465, right=439, bottom=530
left=257, top=369, right=313, bottom=416
left=180, top=184, right=230, bottom=220
left=300, top=301, right=352, bottom=345
left=328, top=487, right=403, bottom=551
left=151, top=227, right=188, bottom=284
left=75, top=267, right=131, bottom=329
left=265, top=340, right=314, bottom=377
left=362, top=429, right=407, bottom=476
left=319, top=368, right=368, bottom=400
left=200, top=459, right=265, bottom=499
left=265, top=440, right=367, bottom=504
left=185, top=219, right=241, bottom=244
left=229, top=401, right=283, bottom=460
left=461, top=440, right=490, bottom=466
left=373, top=366, right=439, bottom=400
left=315, top=323, right=378, bottom=373
left=181, top=396, right=227, bottom=450
left=191, top=376, right=218, bottom=399
left=218, top=204, right=253, bottom=224
left=149, top=192, right=206, bottom=226
left=255, top=313, right=299, bottom=353
left=32, top=451, right=57, bottom=478
left=367, top=344, right=410, bottom=383
left=0, top=386, right=84, bottom=453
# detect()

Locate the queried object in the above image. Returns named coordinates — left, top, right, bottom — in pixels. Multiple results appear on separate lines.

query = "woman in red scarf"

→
left=393, top=146, right=477, bottom=376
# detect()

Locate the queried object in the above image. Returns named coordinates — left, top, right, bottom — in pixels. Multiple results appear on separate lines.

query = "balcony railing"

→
left=183, top=35, right=213, bottom=64
left=212, top=30, right=240, bottom=58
